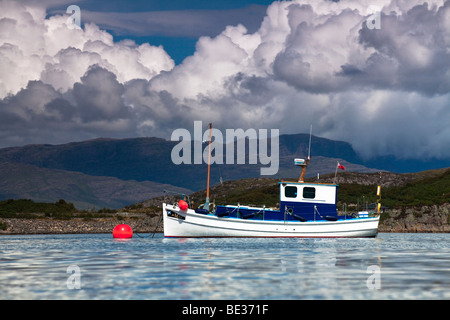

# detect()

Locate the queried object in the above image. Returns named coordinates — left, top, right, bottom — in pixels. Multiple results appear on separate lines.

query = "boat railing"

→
left=243, top=205, right=267, bottom=220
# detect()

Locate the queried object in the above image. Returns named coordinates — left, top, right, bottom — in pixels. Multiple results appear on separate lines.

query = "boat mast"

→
left=204, top=123, right=212, bottom=212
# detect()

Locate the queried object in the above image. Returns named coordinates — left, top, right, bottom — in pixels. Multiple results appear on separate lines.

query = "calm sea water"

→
left=0, top=233, right=449, bottom=300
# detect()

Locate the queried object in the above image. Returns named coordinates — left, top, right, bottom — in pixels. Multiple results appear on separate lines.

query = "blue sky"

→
left=46, top=0, right=275, bottom=64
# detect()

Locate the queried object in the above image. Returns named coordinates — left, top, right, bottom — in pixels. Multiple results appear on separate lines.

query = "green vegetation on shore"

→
left=0, top=198, right=118, bottom=220
left=380, top=170, right=450, bottom=207
left=337, top=169, right=450, bottom=211
left=190, top=168, right=450, bottom=211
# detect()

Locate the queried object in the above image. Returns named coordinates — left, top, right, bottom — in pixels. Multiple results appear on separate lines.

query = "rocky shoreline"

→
left=0, top=204, right=449, bottom=235
left=0, top=214, right=163, bottom=235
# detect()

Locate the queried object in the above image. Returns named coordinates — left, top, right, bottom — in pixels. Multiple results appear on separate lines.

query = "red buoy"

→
left=178, top=200, right=188, bottom=211
left=113, top=224, right=133, bottom=238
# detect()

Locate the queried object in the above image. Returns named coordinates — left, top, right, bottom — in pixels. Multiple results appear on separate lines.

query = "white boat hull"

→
left=163, top=203, right=379, bottom=238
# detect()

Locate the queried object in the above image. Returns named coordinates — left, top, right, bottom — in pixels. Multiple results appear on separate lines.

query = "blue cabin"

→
left=279, top=181, right=339, bottom=221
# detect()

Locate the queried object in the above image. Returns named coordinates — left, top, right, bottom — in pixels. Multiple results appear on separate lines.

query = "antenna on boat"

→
left=204, top=123, right=212, bottom=212
left=296, top=124, right=312, bottom=183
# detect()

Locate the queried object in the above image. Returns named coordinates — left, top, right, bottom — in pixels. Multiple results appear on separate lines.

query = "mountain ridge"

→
left=0, top=134, right=376, bottom=190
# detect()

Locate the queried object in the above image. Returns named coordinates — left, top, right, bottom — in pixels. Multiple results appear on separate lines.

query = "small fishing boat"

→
left=163, top=124, right=380, bottom=238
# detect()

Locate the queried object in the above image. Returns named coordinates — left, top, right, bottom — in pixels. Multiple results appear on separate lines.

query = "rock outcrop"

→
left=379, top=203, right=450, bottom=233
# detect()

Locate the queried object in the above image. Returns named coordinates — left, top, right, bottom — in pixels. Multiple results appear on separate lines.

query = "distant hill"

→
left=0, top=162, right=190, bottom=209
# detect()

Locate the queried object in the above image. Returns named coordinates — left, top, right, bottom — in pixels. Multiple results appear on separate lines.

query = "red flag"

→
left=338, top=162, right=345, bottom=170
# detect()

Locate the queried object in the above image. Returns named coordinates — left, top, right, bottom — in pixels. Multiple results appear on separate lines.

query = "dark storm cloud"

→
left=357, top=1, right=450, bottom=95
left=272, top=1, right=450, bottom=95
left=0, top=67, right=137, bottom=146
left=72, top=66, right=129, bottom=121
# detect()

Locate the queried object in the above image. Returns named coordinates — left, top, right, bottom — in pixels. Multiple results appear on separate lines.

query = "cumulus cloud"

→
left=0, top=0, right=449, bottom=162
left=0, top=1, right=174, bottom=98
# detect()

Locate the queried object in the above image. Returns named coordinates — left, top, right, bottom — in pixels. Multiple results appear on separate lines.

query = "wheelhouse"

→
left=280, top=182, right=339, bottom=221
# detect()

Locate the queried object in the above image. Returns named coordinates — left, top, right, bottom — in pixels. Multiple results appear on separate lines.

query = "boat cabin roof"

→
left=279, top=181, right=338, bottom=187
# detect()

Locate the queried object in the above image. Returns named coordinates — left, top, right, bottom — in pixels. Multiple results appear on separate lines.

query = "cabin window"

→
left=285, top=186, right=297, bottom=198
left=303, top=187, right=316, bottom=199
